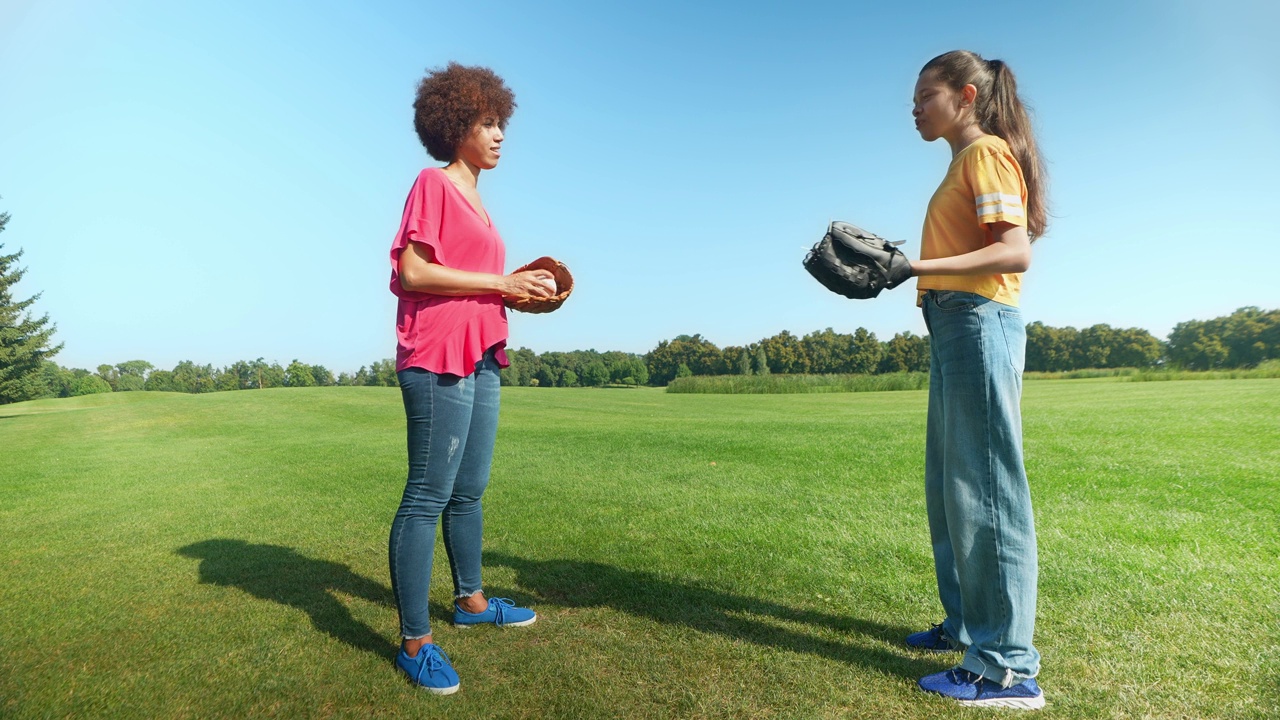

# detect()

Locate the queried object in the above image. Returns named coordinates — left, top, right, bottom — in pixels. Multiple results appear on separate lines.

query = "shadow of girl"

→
left=176, top=539, right=397, bottom=660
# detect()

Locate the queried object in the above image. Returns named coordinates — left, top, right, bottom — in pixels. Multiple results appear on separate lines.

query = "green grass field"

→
left=2, top=380, right=1277, bottom=719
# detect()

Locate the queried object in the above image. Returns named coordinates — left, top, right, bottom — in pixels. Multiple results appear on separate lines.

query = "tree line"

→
left=643, top=308, right=1277, bottom=382
left=1025, top=307, right=1278, bottom=372
left=7, top=309, right=1278, bottom=402
left=30, top=357, right=403, bottom=398
left=648, top=310, right=1279, bottom=381
left=641, top=329, right=930, bottom=386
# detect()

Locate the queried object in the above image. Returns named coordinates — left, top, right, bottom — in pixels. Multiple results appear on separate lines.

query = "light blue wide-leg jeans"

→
left=922, top=290, right=1040, bottom=685
left=388, top=347, right=502, bottom=639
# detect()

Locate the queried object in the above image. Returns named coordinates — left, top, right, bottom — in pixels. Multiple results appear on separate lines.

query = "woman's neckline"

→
left=436, top=167, right=492, bottom=228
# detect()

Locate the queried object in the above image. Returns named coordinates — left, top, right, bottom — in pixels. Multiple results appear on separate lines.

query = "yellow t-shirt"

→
left=916, top=134, right=1028, bottom=307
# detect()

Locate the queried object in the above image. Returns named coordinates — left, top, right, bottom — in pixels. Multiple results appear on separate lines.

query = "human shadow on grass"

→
left=177, top=539, right=397, bottom=660
left=485, top=552, right=942, bottom=680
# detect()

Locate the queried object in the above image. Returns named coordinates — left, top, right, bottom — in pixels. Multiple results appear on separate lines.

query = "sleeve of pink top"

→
left=389, top=170, right=447, bottom=300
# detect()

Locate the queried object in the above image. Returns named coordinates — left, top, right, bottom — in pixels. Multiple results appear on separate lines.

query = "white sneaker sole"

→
left=957, top=694, right=1045, bottom=710
left=419, top=682, right=460, bottom=696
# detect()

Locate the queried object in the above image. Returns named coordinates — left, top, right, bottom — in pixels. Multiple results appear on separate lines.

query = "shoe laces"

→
left=948, top=668, right=985, bottom=687
left=925, top=623, right=955, bottom=648
left=411, top=645, right=449, bottom=684
left=489, top=597, right=517, bottom=626
left=953, top=663, right=1024, bottom=691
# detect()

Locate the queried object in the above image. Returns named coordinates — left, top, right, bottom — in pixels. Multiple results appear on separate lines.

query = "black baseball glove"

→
left=803, top=221, right=913, bottom=299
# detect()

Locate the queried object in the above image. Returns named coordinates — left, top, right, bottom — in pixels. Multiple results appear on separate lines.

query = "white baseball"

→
left=536, top=275, right=557, bottom=295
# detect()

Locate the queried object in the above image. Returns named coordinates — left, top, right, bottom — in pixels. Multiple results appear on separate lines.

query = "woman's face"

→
left=912, top=70, right=970, bottom=143
left=455, top=116, right=504, bottom=169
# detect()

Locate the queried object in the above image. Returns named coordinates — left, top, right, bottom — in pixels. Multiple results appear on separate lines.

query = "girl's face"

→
left=912, top=70, right=972, bottom=143
left=455, top=116, right=504, bottom=169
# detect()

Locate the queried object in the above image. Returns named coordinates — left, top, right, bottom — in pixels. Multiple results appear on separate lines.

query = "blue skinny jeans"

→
left=388, top=348, right=501, bottom=639
left=922, top=290, right=1041, bottom=685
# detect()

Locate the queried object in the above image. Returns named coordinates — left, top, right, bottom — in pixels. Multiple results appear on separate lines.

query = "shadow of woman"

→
left=176, top=539, right=397, bottom=660
left=485, top=552, right=942, bottom=680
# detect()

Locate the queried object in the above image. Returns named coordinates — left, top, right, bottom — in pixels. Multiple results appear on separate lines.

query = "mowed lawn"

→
left=1, top=380, right=1277, bottom=719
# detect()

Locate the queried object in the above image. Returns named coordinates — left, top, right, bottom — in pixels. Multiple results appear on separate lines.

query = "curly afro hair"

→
left=413, top=62, right=516, bottom=162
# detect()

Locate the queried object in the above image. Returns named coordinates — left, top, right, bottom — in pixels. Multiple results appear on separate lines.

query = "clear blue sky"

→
left=2, top=0, right=1277, bottom=372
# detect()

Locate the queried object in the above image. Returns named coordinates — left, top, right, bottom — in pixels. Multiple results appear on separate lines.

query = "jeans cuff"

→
left=960, top=656, right=1039, bottom=688
left=455, top=589, right=482, bottom=600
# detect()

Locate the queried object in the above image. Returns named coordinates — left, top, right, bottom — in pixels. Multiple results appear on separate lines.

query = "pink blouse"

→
left=389, top=168, right=510, bottom=376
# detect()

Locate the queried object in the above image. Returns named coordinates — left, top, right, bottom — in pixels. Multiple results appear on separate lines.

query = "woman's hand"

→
left=500, top=270, right=556, bottom=298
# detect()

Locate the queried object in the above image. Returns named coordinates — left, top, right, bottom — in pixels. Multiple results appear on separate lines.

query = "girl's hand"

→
left=502, top=269, right=556, bottom=298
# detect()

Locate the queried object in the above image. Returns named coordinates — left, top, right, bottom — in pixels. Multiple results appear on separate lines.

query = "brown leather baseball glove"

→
left=503, top=256, right=574, bottom=314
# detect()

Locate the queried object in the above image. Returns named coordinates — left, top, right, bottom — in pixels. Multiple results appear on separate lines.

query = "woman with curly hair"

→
left=386, top=62, right=553, bottom=694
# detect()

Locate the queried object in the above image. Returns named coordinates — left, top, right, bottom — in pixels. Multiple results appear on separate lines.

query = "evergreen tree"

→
left=0, top=211, right=64, bottom=404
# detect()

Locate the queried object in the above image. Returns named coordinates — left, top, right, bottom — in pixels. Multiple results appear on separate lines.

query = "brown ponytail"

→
left=922, top=51, right=1048, bottom=239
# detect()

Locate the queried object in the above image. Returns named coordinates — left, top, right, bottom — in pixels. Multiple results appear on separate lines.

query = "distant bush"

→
left=1023, top=362, right=1280, bottom=383
left=665, top=372, right=927, bottom=394
left=1024, top=368, right=1143, bottom=380
left=671, top=365, right=1280, bottom=394
left=1130, top=360, right=1280, bottom=382
left=70, top=374, right=112, bottom=396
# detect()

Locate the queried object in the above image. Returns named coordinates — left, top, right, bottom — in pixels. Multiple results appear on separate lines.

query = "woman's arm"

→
left=910, top=221, right=1032, bottom=277
left=398, top=241, right=554, bottom=297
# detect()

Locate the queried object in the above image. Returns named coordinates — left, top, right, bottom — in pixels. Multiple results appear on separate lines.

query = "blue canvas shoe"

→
left=453, top=597, right=537, bottom=629
left=918, top=668, right=1044, bottom=709
left=905, top=623, right=962, bottom=652
left=396, top=642, right=460, bottom=695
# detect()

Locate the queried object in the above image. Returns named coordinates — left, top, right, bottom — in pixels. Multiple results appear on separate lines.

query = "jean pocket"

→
left=998, top=309, right=1026, bottom=374
left=931, top=290, right=980, bottom=312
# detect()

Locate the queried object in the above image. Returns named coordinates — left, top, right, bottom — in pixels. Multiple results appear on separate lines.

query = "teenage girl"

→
left=904, top=50, right=1049, bottom=710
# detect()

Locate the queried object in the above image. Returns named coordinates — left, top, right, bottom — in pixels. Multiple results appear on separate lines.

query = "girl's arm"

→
left=911, top=222, right=1031, bottom=276
left=398, top=241, right=554, bottom=297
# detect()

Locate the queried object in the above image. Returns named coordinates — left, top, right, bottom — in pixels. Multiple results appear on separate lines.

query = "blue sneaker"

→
left=453, top=597, right=537, bottom=629
left=396, top=642, right=460, bottom=695
left=918, top=668, right=1045, bottom=709
left=905, top=623, right=962, bottom=652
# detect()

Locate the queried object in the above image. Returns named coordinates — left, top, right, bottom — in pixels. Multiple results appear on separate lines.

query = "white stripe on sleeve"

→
left=976, top=192, right=1025, bottom=219
left=977, top=204, right=1026, bottom=219
left=975, top=193, right=1024, bottom=208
